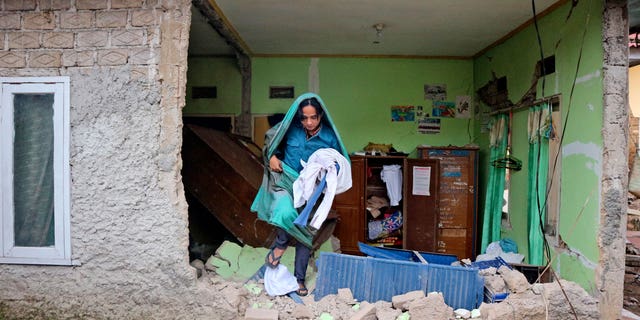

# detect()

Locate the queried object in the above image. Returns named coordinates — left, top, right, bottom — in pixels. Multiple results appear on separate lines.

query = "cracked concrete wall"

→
left=0, top=1, right=223, bottom=319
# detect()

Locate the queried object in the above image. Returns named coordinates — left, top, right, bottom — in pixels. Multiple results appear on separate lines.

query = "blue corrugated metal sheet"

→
left=315, top=252, right=484, bottom=310
left=357, top=242, right=458, bottom=265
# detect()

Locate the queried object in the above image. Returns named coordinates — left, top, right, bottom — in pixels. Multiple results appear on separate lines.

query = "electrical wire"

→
left=531, top=0, right=553, bottom=267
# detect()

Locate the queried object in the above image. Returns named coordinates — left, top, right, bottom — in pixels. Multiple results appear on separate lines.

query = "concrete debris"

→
left=407, top=292, right=454, bottom=319
left=479, top=279, right=599, bottom=320
left=190, top=259, right=205, bottom=278
left=478, top=266, right=497, bottom=276
left=391, top=290, right=425, bottom=310
left=484, top=274, right=507, bottom=294
left=291, top=304, right=314, bottom=319
left=373, top=301, right=402, bottom=320
left=337, top=288, right=356, bottom=305
left=198, top=241, right=599, bottom=319
left=244, top=307, right=278, bottom=320
left=498, top=265, right=530, bottom=293
left=350, top=301, right=377, bottom=320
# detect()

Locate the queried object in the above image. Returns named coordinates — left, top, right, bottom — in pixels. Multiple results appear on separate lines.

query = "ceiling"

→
left=190, top=0, right=640, bottom=63
left=189, top=0, right=567, bottom=58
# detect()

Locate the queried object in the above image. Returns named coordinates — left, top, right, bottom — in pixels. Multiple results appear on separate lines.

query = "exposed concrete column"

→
left=598, top=1, right=628, bottom=319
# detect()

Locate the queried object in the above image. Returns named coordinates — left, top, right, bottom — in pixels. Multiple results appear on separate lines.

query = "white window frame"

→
left=0, top=77, right=71, bottom=265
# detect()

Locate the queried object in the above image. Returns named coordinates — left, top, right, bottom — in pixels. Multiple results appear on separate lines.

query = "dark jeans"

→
left=273, top=228, right=311, bottom=284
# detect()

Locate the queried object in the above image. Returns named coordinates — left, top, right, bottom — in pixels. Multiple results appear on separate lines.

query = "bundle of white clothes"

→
left=381, top=164, right=402, bottom=206
left=264, top=264, right=299, bottom=296
left=293, top=148, right=352, bottom=229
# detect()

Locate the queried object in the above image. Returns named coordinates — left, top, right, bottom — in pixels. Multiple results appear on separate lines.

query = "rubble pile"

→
left=193, top=258, right=600, bottom=320
left=478, top=266, right=598, bottom=320
left=624, top=192, right=640, bottom=315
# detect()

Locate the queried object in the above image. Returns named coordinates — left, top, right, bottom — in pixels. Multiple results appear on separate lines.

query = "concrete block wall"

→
left=0, top=0, right=164, bottom=72
left=0, top=1, right=221, bottom=318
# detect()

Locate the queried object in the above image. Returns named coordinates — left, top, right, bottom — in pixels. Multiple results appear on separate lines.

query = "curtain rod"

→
left=489, top=94, right=561, bottom=116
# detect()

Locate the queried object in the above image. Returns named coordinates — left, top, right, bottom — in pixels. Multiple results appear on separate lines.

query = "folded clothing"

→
left=367, top=210, right=403, bottom=240
left=366, top=196, right=389, bottom=218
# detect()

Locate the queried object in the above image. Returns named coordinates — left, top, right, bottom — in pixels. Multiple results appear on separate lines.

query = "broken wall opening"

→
left=181, top=116, right=240, bottom=262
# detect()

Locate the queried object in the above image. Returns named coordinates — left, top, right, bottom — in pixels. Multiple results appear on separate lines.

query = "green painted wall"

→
left=186, top=56, right=475, bottom=154
left=184, top=57, right=241, bottom=115
left=473, top=0, right=603, bottom=291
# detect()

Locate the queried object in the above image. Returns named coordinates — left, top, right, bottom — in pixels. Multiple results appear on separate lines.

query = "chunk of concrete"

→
left=337, top=288, right=355, bottom=305
left=374, top=301, right=401, bottom=320
left=391, top=290, right=425, bottom=310
left=291, top=304, right=314, bottom=319
left=221, top=285, right=247, bottom=309
left=350, top=301, right=376, bottom=320
left=498, top=266, right=529, bottom=293
left=484, top=274, right=507, bottom=293
left=407, top=292, right=454, bottom=319
left=244, top=307, right=278, bottom=320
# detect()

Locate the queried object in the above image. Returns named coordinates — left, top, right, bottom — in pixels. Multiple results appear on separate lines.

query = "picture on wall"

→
left=418, top=118, right=441, bottom=134
left=269, top=86, right=295, bottom=99
left=424, top=84, right=447, bottom=101
left=391, top=105, right=415, bottom=121
left=455, top=95, right=472, bottom=118
left=432, top=101, right=456, bottom=118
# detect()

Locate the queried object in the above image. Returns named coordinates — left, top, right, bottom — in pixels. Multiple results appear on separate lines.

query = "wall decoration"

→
left=418, top=118, right=441, bottom=134
left=191, top=86, right=217, bottom=99
left=432, top=101, right=456, bottom=118
left=416, top=105, right=424, bottom=119
left=424, top=84, right=447, bottom=101
left=391, top=105, right=415, bottom=121
left=455, top=96, right=472, bottom=118
left=269, top=86, right=294, bottom=99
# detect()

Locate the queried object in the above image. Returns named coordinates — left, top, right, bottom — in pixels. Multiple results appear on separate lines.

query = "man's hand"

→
left=269, top=155, right=283, bottom=173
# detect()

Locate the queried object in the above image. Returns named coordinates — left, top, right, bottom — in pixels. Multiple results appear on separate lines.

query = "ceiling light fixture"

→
left=373, top=23, right=385, bottom=44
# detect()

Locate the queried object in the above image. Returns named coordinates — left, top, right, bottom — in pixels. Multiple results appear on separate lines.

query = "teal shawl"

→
left=250, top=93, right=350, bottom=247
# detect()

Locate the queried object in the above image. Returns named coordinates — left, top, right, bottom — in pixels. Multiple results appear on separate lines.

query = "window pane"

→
left=13, top=93, right=55, bottom=247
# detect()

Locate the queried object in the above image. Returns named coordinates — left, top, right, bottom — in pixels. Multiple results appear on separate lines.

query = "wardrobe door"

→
left=418, top=147, right=479, bottom=259
left=332, top=156, right=365, bottom=255
left=403, top=158, right=439, bottom=252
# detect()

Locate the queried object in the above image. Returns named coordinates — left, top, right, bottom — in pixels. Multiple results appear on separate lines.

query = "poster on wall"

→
left=412, top=166, right=432, bottom=196
left=391, top=106, right=415, bottom=121
left=455, top=95, right=472, bottom=119
left=418, top=118, right=440, bottom=134
left=432, top=101, right=456, bottom=118
left=424, top=84, right=447, bottom=101
left=480, top=108, right=491, bottom=133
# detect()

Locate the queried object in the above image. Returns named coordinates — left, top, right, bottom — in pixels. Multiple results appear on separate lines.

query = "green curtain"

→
left=527, top=104, right=551, bottom=265
left=13, top=93, right=55, bottom=247
left=481, top=114, right=509, bottom=253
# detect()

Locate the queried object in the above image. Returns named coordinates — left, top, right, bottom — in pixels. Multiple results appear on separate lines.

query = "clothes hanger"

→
left=492, top=147, right=522, bottom=171
left=492, top=111, right=522, bottom=171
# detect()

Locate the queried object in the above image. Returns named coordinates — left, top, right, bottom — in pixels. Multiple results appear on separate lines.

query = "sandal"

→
left=264, top=248, right=283, bottom=269
left=296, top=283, right=308, bottom=297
